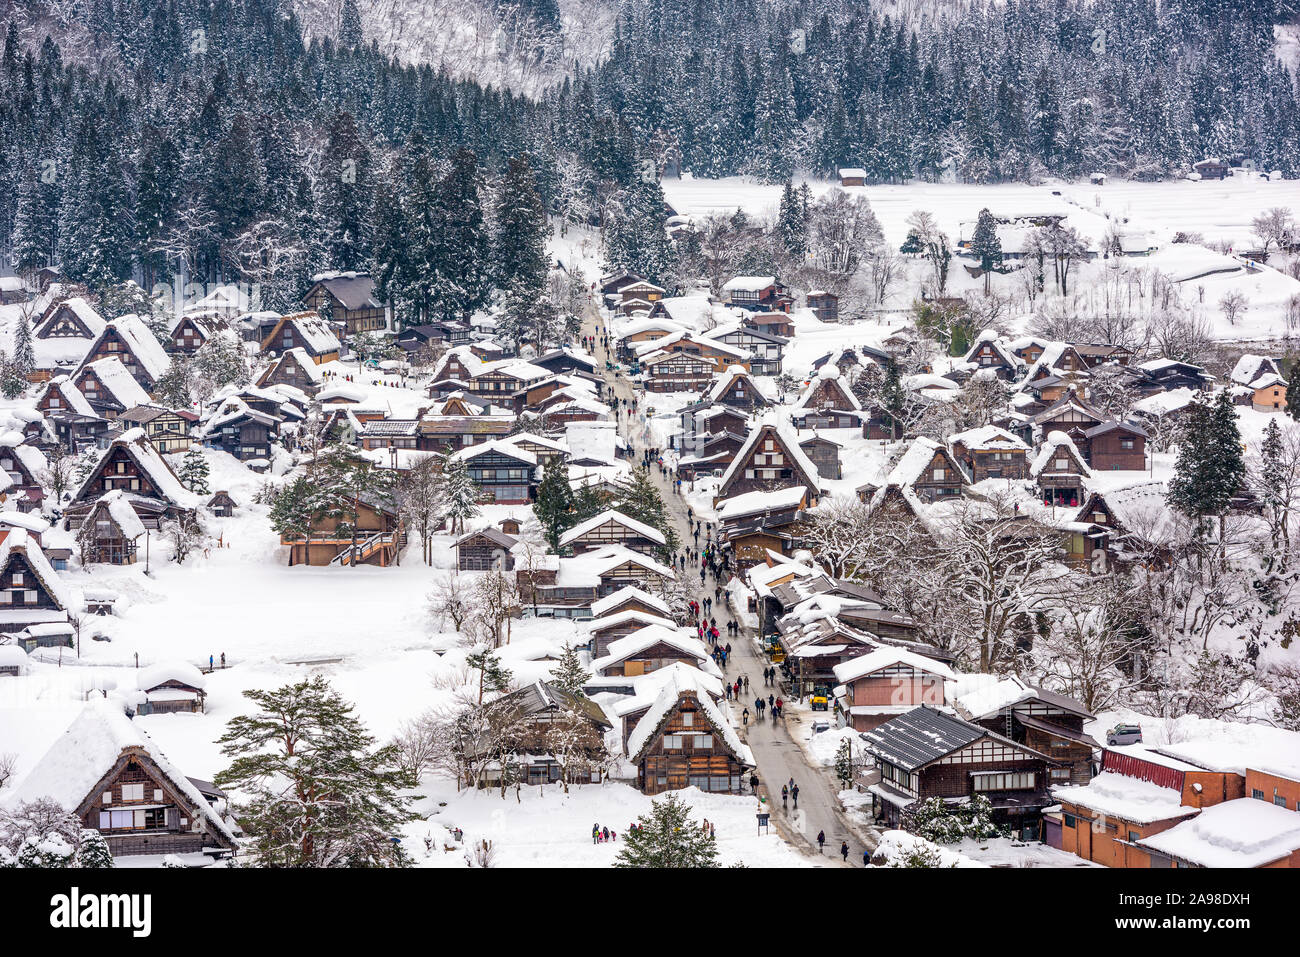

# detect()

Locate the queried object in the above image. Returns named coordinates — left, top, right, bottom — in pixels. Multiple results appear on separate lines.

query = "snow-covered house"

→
left=949, top=425, right=1030, bottom=482
left=0, top=527, right=71, bottom=642
left=302, top=271, right=387, bottom=336
left=0, top=434, right=48, bottom=512
left=134, top=661, right=207, bottom=715
left=115, top=404, right=197, bottom=454
left=259, top=310, right=342, bottom=363
left=791, top=364, right=861, bottom=430
left=832, top=647, right=957, bottom=732
left=715, top=418, right=819, bottom=504
left=1031, top=430, right=1092, bottom=506
left=591, top=625, right=717, bottom=679
left=77, top=314, right=170, bottom=392
left=963, top=330, right=1023, bottom=380
left=558, top=509, right=667, bottom=557
left=63, top=429, right=198, bottom=535
left=168, top=314, right=233, bottom=355
left=3, top=700, right=238, bottom=858
left=625, top=666, right=754, bottom=795
left=31, top=296, right=106, bottom=379
left=72, top=356, right=153, bottom=419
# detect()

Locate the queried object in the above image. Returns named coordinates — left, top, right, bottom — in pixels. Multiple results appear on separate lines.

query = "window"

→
left=663, top=735, right=682, bottom=750
left=154, top=789, right=164, bottom=802
left=24, top=590, right=36, bottom=604
left=1063, top=813, right=1076, bottom=828
left=973, top=771, right=1035, bottom=791
left=9, top=572, right=19, bottom=586
left=1127, top=830, right=1140, bottom=842
left=1253, top=788, right=1266, bottom=800
left=681, top=712, right=694, bottom=727
left=1275, top=795, right=1288, bottom=808
left=933, top=468, right=945, bottom=481
left=1050, top=767, right=1072, bottom=783
left=102, top=792, right=112, bottom=805
left=694, top=735, right=713, bottom=750
left=1120, top=438, right=1135, bottom=449
left=121, top=783, right=145, bottom=801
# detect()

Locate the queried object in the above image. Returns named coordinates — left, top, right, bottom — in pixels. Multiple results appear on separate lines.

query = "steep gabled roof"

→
left=559, top=509, right=667, bottom=548
left=77, top=356, right=152, bottom=408
left=626, top=666, right=753, bottom=764
left=589, top=586, right=672, bottom=618
left=718, top=415, right=820, bottom=496
left=72, top=429, right=197, bottom=508
left=0, top=528, right=71, bottom=612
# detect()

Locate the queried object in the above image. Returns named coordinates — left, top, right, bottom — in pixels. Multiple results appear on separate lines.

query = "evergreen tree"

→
left=549, top=642, right=591, bottom=697
left=1287, top=360, right=1300, bottom=423
left=534, top=455, right=576, bottom=550
left=969, top=208, right=1003, bottom=293
left=11, top=309, right=34, bottom=381
left=492, top=154, right=549, bottom=299
left=1167, top=391, right=1246, bottom=542
left=465, top=648, right=513, bottom=705
left=439, top=454, right=481, bottom=534
left=215, top=676, right=418, bottom=867
left=269, top=476, right=317, bottom=566
left=777, top=181, right=808, bottom=263
left=615, top=467, right=679, bottom=553
left=614, top=793, right=721, bottom=868
left=431, top=149, right=490, bottom=322
left=604, top=177, right=674, bottom=287
left=339, top=0, right=364, bottom=47
left=178, top=447, right=211, bottom=495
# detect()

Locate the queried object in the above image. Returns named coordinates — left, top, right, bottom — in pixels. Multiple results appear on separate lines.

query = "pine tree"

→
left=215, top=675, right=418, bottom=867
left=615, top=467, right=679, bottom=553
left=834, top=736, right=857, bottom=789
left=1167, top=391, right=1246, bottom=544
left=492, top=154, right=549, bottom=299
left=439, top=454, right=481, bottom=535
left=431, top=149, right=490, bottom=322
left=614, top=794, right=721, bottom=868
left=269, top=476, right=317, bottom=566
left=339, top=0, right=364, bottom=47
left=465, top=648, right=513, bottom=705
left=11, top=309, right=35, bottom=381
left=1287, top=361, right=1300, bottom=423
left=969, top=208, right=1003, bottom=293
left=549, top=643, right=591, bottom=696
left=178, top=447, right=211, bottom=495
left=534, top=456, right=577, bottom=550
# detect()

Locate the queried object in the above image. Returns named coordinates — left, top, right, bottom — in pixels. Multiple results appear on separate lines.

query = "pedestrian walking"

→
left=817, top=830, right=826, bottom=852
left=791, top=784, right=799, bottom=808
left=743, top=675, right=750, bottom=692
left=841, top=842, right=849, bottom=862
left=742, top=708, right=749, bottom=727
left=592, top=823, right=599, bottom=845
left=220, top=652, right=226, bottom=668
left=750, top=773, right=759, bottom=794
left=781, top=785, right=788, bottom=809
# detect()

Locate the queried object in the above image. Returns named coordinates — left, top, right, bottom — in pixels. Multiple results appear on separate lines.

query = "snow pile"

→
left=1137, top=798, right=1300, bottom=868
left=1051, top=771, right=1198, bottom=825
left=872, top=829, right=988, bottom=868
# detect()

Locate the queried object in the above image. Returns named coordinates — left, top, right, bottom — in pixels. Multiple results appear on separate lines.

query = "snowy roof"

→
left=592, top=626, right=712, bottom=674
left=832, top=647, right=957, bottom=684
left=0, top=528, right=71, bottom=612
left=949, top=425, right=1029, bottom=452
left=589, top=586, right=671, bottom=618
left=94, top=489, right=147, bottom=539
left=883, top=437, right=954, bottom=487
left=1051, top=771, right=1198, bottom=825
left=1133, top=387, right=1197, bottom=418
left=310, top=272, right=381, bottom=310
left=104, top=315, right=170, bottom=381
left=450, top=439, right=537, bottom=466
left=963, top=330, right=1020, bottom=369
left=267, top=311, right=342, bottom=356
left=1137, top=798, right=1300, bottom=867
left=862, top=705, right=1011, bottom=771
left=626, top=665, right=753, bottom=764
left=73, top=430, right=198, bottom=509
left=722, top=276, right=776, bottom=293
left=81, top=357, right=152, bottom=408
left=1030, top=431, right=1091, bottom=478
left=40, top=376, right=96, bottom=417
left=559, top=509, right=667, bottom=548
left=718, top=414, right=819, bottom=492
left=4, top=700, right=236, bottom=846
left=717, top=486, right=808, bottom=520
left=36, top=297, right=106, bottom=339
left=586, top=609, right=677, bottom=633
left=136, top=661, right=207, bottom=692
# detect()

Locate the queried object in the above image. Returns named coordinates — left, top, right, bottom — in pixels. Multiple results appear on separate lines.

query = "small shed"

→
left=499, top=516, right=523, bottom=536
left=136, top=661, right=208, bottom=715
left=838, top=168, right=867, bottom=187
left=207, top=490, right=238, bottom=517
left=15, top=622, right=75, bottom=652
left=83, top=588, right=119, bottom=616
left=1089, top=172, right=1107, bottom=185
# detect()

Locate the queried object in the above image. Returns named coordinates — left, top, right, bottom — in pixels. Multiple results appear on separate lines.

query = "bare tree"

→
left=394, top=456, right=445, bottom=565
left=1218, top=290, right=1248, bottom=327
left=1252, top=206, right=1295, bottom=255
left=429, top=572, right=472, bottom=632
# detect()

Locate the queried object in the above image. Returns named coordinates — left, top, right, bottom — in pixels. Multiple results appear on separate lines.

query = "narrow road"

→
left=582, top=299, right=871, bottom=867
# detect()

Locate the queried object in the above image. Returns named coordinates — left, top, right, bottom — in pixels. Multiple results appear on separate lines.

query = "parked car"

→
left=1106, top=723, right=1143, bottom=746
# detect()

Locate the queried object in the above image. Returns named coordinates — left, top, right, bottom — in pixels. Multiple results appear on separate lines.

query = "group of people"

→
left=814, top=830, right=854, bottom=863
left=592, top=824, right=618, bottom=844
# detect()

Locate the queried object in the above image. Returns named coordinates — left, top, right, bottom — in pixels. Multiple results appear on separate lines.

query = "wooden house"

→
left=1082, top=421, right=1147, bottom=471
left=832, top=647, right=957, bottom=732
left=879, top=437, right=969, bottom=504
left=863, top=705, right=1056, bottom=837
left=586, top=610, right=678, bottom=658
left=30, top=296, right=105, bottom=380
left=207, top=490, right=238, bottom=517
left=34, top=376, right=106, bottom=452
left=451, top=440, right=537, bottom=504
left=589, top=586, right=673, bottom=622
left=950, top=425, right=1030, bottom=482
left=699, top=366, right=769, bottom=412
left=0, top=439, right=47, bottom=512
left=430, top=348, right=549, bottom=400
left=201, top=397, right=280, bottom=462
left=627, top=670, right=753, bottom=795
left=799, top=435, right=841, bottom=481
left=77, top=314, right=170, bottom=392
left=1192, top=158, right=1229, bottom=180
left=708, top=324, right=786, bottom=374
left=715, top=421, right=820, bottom=502
left=8, top=702, right=238, bottom=858
left=591, top=625, right=714, bottom=678
left=135, top=662, right=207, bottom=715
left=721, top=276, right=791, bottom=313
left=116, top=405, right=197, bottom=454
left=955, top=675, right=1097, bottom=787
left=1135, top=358, right=1215, bottom=394
left=560, top=509, right=666, bottom=557
left=302, top=272, right=386, bottom=335
left=963, top=332, right=1022, bottom=380
left=256, top=347, right=324, bottom=396
left=716, top=486, right=807, bottom=562
left=1032, top=431, right=1092, bottom=506
left=282, top=493, right=405, bottom=567
left=642, top=349, right=717, bottom=393
left=743, top=311, right=795, bottom=339
left=168, top=315, right=232, bottom=355
left=837, top=168, right=867, bottom=186
left=63, top=430, right=197, bottom=534
left=0, top=528, right=72, bottom=639
left=468, top=681, right=612, bottom=788
left=1031, top=392, right=1106, bottom=445
left=791, top=366, right=861, bottom=429
left=677, top=430, right=746, bottom=481
left=416, top=415, right=515, bottom=453
left=455, top=527, right=517, bottom=571
left=259, top=311, right=342, bottom=363
left=806, top=290, right=839, bottom=323
left=75, top=490, right=147, bottom=564
left=73, top=357, right=152, bottom=419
